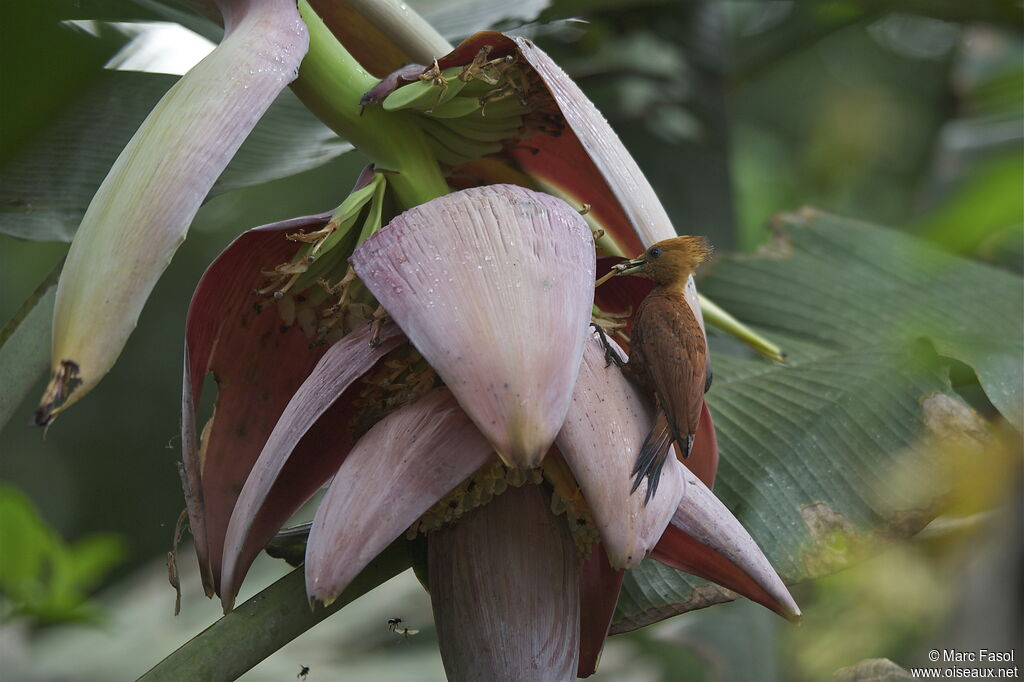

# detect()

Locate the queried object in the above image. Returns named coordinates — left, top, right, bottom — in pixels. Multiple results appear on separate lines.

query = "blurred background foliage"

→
left=0, top=0, right=1020, bottom=680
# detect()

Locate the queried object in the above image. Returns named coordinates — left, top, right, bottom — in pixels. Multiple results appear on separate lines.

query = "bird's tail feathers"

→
left=631, top=414, right=675, bottom=505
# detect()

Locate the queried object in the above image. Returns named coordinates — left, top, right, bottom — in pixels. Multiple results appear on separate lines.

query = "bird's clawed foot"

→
left=590, top=322, right=625, bottom=369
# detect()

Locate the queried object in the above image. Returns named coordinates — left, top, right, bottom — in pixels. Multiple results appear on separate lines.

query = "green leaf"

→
left=0, top=72, right=350, bottom=242
left=0, top=71, right=170, bottom=242
left=719, top=209, right=1022, bottom=428
left=914, top=40, right=1023, bottom=268
left=0, top=483, right=124, bottom=624
left=915, top=153, right=1023, bottom=259
left=0, top=261, right=61, bottom=430
left=613, top=209, right=1022, bottom=631
left=1, top=5, right=130, bottom=162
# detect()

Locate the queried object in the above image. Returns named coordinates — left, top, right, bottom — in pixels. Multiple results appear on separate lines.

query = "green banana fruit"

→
left=424, top=96, right=483, bottom=119
left=290, top=218, right=360, bottom=294
left=421, top=118, right=504, bottom=165
left=435, top=114, right=524, bottom=142
left=382, top=67, right=468, bottom=112
left=478, top=95, right=532, bottom=119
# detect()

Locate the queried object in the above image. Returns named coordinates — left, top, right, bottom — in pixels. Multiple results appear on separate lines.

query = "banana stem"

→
left=139, top=540, right=411, bottom=681
left=344, top=0, right=452, bottom=63
left=292, top=0, right=449, bottom=208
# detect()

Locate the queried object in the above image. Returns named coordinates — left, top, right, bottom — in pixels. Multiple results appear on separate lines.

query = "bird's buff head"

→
left=611, top=236, right=712, bottom=287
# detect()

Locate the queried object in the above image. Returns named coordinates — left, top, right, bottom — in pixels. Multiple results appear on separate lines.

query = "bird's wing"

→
left=632, top=292, right=707, bottom=445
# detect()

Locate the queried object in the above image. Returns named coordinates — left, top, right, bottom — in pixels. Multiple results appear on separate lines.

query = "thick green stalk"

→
left=699, top=294, right=786, bottom=362
left=139, top=540, right=410, bottom=681
left=291, top=0, right=448, bottom=208
left=345, top=0, right=452, bottom=62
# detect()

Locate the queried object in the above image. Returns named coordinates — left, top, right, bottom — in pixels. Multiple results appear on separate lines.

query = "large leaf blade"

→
left=0, top=72, right=172, bottom=242
left=708, top=209, right=1022, bottom=429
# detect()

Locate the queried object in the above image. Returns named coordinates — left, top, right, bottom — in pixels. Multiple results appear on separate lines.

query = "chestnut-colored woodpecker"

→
left=595, top=236, right=713, bottom=503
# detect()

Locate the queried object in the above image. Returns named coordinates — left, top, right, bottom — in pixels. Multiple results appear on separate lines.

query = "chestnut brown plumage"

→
left=597, top=236, right=713, bottom=503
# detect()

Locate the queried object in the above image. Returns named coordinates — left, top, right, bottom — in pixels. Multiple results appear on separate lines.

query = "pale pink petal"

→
left=556, top=332, right=684, bottom=569
left=429, top=484, right=580, bottom=682
left=305, top=388, right=493, bottom=605
left=351, top=184, right=595, bottom=468
left=653, top=467, right=801, bottom=622
left=218, top=320, right=406, bottom=611
left=41, top=0, right=308, bottom=418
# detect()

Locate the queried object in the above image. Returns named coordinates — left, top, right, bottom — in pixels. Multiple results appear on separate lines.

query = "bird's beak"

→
left=615, top=255, right=648, bottom=276
left=594, top=255, right=647, bottom=287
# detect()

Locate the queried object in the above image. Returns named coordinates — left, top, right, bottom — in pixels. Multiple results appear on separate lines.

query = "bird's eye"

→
left=647, top=246, right=663, bottom=259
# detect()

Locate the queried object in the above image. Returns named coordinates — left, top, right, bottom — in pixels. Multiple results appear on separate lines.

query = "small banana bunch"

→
left=253, top=169, right=390, bottom=347
left=364, top=46, right=562, bottom=167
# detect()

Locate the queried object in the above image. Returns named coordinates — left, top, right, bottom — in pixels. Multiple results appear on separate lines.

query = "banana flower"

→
left=38, top=3, right=797, bottom=676
left=181, top=186, right=798, bottom=680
